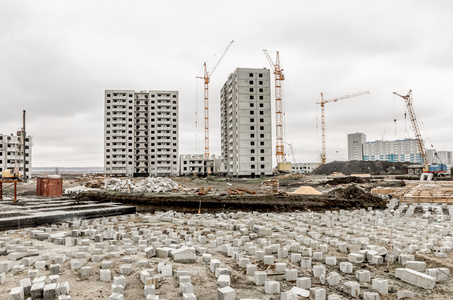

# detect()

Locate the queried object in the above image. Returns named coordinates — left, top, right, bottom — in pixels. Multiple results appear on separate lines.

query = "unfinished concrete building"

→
left=347, top=132, right=366, bottom=161
left=363, top=138, right=423, bottom=163
left=0, top=133, right=32, bottom=178
left=104, top=90, right=179, bottom=177
left=291, top=162, right=319, bottom=174
left=220, top=68, right=273, bottom=177
left=179, top=154, right=222, bottom=176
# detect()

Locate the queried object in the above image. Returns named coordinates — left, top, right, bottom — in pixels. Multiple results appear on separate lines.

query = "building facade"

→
left=426, top=149, right=452, bottom=166
left=347, top=132, right=366, bottom=161
left=363, top=138, right=423, bottom=163
left=179, top=154, right=222, bottom=176
left=104, top=90, right=179, bottom=177
left=291, top=162, right=319, bottom=174
left=220, top=68, right=273, bottom=177
left=0, top=133, right=32, bottom=178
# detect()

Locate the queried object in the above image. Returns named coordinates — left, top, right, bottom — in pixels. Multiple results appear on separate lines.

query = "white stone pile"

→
left=64, top=177, right=180, bottom=195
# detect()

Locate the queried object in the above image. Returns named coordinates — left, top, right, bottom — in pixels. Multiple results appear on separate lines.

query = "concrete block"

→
left=100, top=269, right=111, bottom=282
left=108, top=293, right=124, bottom=300
left=327, top=272, right=340, bottom=286
left=182, top=293, right=196, bottom=300
left=348, top=253, right=364, bottom=263
left=0, top=272, right=6, bottom=284
left=254, top=271, right=267, bottom=286
left=343, top=281, right=360, bottom=298
left=218, top=286, right=235, bottom=300
left=10, top=286, right=24, bottom=300
left=301, top=257, right=312, bottom=269
left=426, top=268, right=450, bottom=282
left=120, top=264, right=132, bottom=275
left=363, top=291, right=379, bottom=300
left=80, top=266, right=93, bottom=278
left=113, top=275, right=126, bottom=288
left=179, top=282, right=193, bottom=294
left=339, top=262, right=353, bottom=273
left=217, top=275, right=230, bottom=288
left=264, top=280, right=280, bottom=294
left=30, top=281, right=45, bottom=299
left=281, top=291, right=298, bottom=300
left=309, top=287, right=326, bottom=300
left=325, top=256, right=336, bottom=266
left=43, top=283, right=57, bottom=300
left=397, top=290, right=414, bottom=299
left=313, top=265, right=326, bottom=278
left=355, top=270, right=371, bottom=282
left=289, top=287, right=309, bottom=298
left=144, top=285, right=155, bottom=297
left=215, top=268, right=230, bottom=278
left=372, top=278, right=388, bottom=294
left=263, top=255, right=274, bottom=265
left=210, top=259, right=220, bottom=273
left=275, top=263, right=286, bottom=272
left=171, top=246, right=196, bottom=263
left=285, top=269, right=298, bottom=281
left=49, top=275, right=59, bottom=284
left=396, top=268, right=436, bottom=289
left=56, top=281, right=70, bottom=296
left=291, top=253, right=301, bottom=263
left=297, top=277, right=311, bottom=289
left=20, top=278, right=31, bottom=294
left=406, top=261, right=426, bottom=272
left=102, top=261, right=114, bottom=269
left=246, top=264, right=257, bottom=275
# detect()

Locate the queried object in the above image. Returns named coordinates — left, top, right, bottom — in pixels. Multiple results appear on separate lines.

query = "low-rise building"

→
left=291, top=162, right=319, bottom=174
left=179, top=154, right=222, bottom=176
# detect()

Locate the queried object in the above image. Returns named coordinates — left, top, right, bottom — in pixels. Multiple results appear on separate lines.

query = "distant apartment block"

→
left=347, top=132, right=366, bottom=160
left=0, top=133, right=32, bottom=178
left=426, top=149, right=452, bottom=166
left=179, top=154, right=222, bottom=176
left=291, top=163, right=319, bottom=174
left=104, top=90, right=179, bottom=177
left=220, top=68, right=273, bottom=177
left=363, top=138, right=423, bottom=164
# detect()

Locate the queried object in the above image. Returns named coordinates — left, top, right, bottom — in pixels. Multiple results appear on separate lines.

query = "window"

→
left=260, top=141, right=264, bottom=146
left=250, top=111, right=254, bottom=115
left=250, top=118, right=254, bottom=122
left=251, top=157, right=255, bottom=161
left=250, top=103, right=254, bottom=108
left=250, top=95, right=254, bottom=100
left=261, top=165, right=265, bottom=169
left=259, top=118, right=264, bottom=123
left=249, top=88, right=254, bottom=92
left=251, top=165, right=255, bottom=169
left=250, top=126, right=255, bottom=130
left=259, top=103, right=264, bottom=108
left=260, top=134, right=264, bottom=138
left=249, top=73, right=253, bottom=77
left=259, top=88, right=263, bottom=92
left=250, top=134, right=255, bottom=138
left=260, top=157, right=265, bottom=161
left=260, top=126, right=264, bottom=130
left=260, top=149, right=265, bottom=154
left=259, top=73, right=263, bottom=78
left=107, top=94, right=111, bottom=97
left=251, top=141, right=255, bottom=146
left=249, top=81, right=253, bottom=84
left=259, top=111, right=264, bottom=115
left=251, top=149, right=255, bottom=154
left=259, top=96, right=264, bottom=100
left=259, top=81, right=263, bottom=85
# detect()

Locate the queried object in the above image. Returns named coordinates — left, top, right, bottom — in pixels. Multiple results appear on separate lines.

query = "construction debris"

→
left=261, top=179, right=279, bottom=194
left=372, top=181, right=453, bottom=203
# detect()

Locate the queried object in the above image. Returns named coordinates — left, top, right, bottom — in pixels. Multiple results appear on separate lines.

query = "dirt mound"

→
left=292, top=186, right=322, bottom=195
left=327, top=184, right=384, bottom=202
left=312, top=160, right=409, bottom=175
left=323, top=176, right=369, bottom=185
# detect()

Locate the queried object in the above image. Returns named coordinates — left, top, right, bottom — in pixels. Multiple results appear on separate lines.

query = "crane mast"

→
left=263, top=50, right=286, bottom=168
left=393, top=90, right=428, bottom=169
left=197, top=40, right=234, bottom=171
left=317, top=90, right=370, bottom=164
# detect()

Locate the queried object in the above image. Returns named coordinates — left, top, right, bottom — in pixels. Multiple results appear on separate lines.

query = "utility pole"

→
left=23, top=110, right=26, bottom=182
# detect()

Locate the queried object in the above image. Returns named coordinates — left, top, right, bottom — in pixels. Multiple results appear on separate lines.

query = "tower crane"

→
left=317, top=90, right=370, bottom=164
left=263, top=50, right=288, bottom=171
left=393, top=90, right=428, bottom=171
left=197, top=40, right=234, bottom=170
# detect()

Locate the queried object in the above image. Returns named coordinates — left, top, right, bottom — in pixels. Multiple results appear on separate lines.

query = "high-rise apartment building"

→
left=363, top=138, right=423, bottom=163
left=104, top=90, right=179, bottom=177
left=347, top=133, right=366, bottom=160
left=426, top=149, right=452, bottom=166
left=0, top=133, right=32, bottom=178
left=220, top=68, right=273, bottom=177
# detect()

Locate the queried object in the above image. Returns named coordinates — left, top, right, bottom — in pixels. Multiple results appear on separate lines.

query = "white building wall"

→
left=291, top=163, right=319, bottom=174
left=221, top=68, right=272, bottom=177
left=0, top=133, right=33, bottom=178
left=347, top=133, right=366, bottom=160
left=363, top=138, right=423, bottom=163
left=104, top=90, right=179, bottom=177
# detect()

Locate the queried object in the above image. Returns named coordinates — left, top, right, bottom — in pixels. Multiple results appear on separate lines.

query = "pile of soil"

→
left=292, top=186, right=322, bottom=195
left=327, top=184, right=384, bottom=202
left=323, top=176, right=369, bottom=185
left=312, top=160, right=410, bottom=175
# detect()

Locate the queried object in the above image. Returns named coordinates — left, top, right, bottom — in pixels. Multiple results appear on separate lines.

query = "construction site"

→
left=1, top=3, right=453, bottom=299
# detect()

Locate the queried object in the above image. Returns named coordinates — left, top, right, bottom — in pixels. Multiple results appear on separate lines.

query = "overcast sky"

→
left=1, top=1, right=452, bottom=167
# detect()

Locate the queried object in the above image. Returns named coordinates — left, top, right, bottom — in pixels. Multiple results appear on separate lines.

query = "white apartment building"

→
left=0, top=133, right=32, bottom=179
left=179, top=154, right=222, bottom=176
left=347, top=132, right=366, bottom=160
left=426, top=149, right=452, bottom=166
left=104, top=90, right=179, bottom=177
left=220, top=68, right=273, bottom=177
left=363, top=138, right=423, bottom=164
left=291, top=163, right=319, bottom=174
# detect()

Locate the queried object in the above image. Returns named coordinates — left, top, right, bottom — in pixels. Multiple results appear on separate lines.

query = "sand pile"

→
left=292, top=185, right=322, bottom=195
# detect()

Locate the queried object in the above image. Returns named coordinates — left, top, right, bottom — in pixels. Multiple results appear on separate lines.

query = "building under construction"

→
left=220, top=68, right=273, bottom=177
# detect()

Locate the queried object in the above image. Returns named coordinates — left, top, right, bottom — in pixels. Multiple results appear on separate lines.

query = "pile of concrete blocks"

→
left=105, top=177, right=180, bottom=193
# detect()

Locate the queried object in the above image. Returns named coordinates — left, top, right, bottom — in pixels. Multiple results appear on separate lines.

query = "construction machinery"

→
left=197, top=40, right=234, bottom=174
left=317, top=91, right=370, bottom=164
left=263, top=50, right=290, bottom=172
left=393, top=90, right=447, bottom=178
left=1, top=169, right=20, bottom=180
